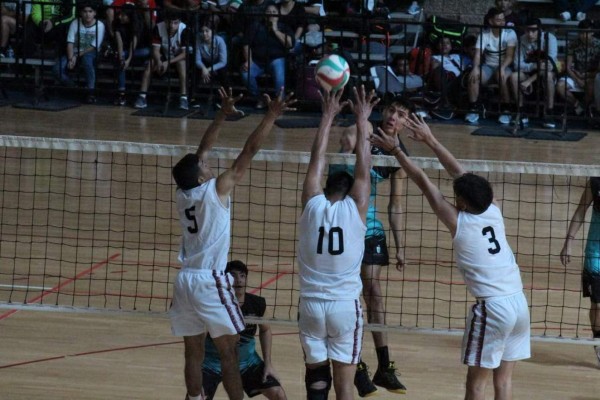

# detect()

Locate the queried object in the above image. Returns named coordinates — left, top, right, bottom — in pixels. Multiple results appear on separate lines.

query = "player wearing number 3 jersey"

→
left=298, top=87, right=377, bottom=400
left=169, top=87, right=295, bottom=400
left=369, top=113, right=530, bottom=400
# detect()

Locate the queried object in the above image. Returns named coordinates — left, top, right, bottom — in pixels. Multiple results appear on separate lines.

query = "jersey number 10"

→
left=317, top=226, right=344, bottom=255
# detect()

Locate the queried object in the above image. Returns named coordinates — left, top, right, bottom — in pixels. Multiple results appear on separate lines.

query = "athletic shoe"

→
left=407, top=1, right=420, bottom=15
left=255, top=99, right=266, bottom=110
left=575, top=103, right=585, bottom=116
left=560, top=11, right=571, bottom=22
left=595, top=346, right=600, bottom=366
left=372, top=361, right=407, bottom=394
left=114, top=93, right=126, bottom=106
left=179, top=97, right=189, bottom=110
left=515, top=116, right=529, bottom=128
left=576, top=12, right=586, bottom=21
left=542, top=117, right=556, bottom=129
left=465, top=111, right=479, bottom=124
left=431, top=107, right=454, bottom=120
left=498, top=112, right=511, bottom=125
left=354, top=361, right=378, bottom=397
left=86, top=94, right=97, bottom=104
left=134, top=96, right=147, bottom=109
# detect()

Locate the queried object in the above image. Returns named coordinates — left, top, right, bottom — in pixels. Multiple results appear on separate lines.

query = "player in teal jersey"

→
left=560, top=177, right=600, bottom=365
left=202, top=260, right=287, bottom=400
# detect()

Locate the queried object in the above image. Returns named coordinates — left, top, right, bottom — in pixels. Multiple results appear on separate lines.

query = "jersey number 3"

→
left=185, top=206, right=199, bottom=233
left=317, top=226, right=344, bottom=255
left=482, top=226, right=501, bottom=254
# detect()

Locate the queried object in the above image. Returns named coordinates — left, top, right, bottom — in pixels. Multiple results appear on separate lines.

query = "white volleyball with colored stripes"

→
left=315, top=54, right=350, bottom=92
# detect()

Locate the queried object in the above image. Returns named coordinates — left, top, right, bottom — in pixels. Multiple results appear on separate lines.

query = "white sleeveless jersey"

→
left=297, top=195, right=366, bottom=300
left=453, top=204, right=523, bottom=298
left=176, top=179, right=230, bottom=271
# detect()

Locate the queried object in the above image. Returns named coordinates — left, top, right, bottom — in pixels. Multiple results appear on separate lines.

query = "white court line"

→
left=0, top=284, right=52, bottom=290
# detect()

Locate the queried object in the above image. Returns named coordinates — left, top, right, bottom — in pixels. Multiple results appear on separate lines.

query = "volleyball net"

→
left=1, top=135, right=599, bottom=342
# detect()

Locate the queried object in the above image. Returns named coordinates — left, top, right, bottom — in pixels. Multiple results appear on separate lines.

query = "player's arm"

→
left=347, top=86, right=378, bottom=221
left=560, top=179, right=594, bottom=266
left=370, top=130, right=458, bottom=236
left=302, top=89, right=348, bottom=207
left=389, top=168, right=405, bottom=270
left=258, top=323, right=280, bottom=381
left=217, top=89, right=296, bottom=203
left=195, top=87, right=244, bottom=161
left=403, top=114, right=467, bottom=179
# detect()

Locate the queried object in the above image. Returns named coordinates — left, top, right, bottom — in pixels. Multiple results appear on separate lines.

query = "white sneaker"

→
left=498, top=113, right=511, bottom=125
left=560, top=11, right=571, bottom=21
left=575, top=103, right=585, bottom=116
left=594, top=346, right=600, bottom=367
left=465, top=112, right=479, bottom=124
left=407, top=1, right=420, bottom=15
left=576, top=12, right=586, bottom=21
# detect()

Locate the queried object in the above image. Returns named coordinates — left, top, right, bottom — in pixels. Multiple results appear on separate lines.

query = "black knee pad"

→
left=305, top=364, right=332, bottom=400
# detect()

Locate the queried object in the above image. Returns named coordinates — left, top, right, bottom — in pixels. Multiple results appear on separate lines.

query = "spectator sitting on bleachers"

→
left=1, top=0, right=31, bottom=58
left=278, top=0, right=306, bottom=56
left=163, top=0, right=200, bottom=24
left=465, top=7, right=517, bottom=125
left=241, top=4, right=294, bottom=109
left=195, top=16, right=228, bottom=95
left=555, top=19, right=600, bottom=118
left=554, top=0, right=598, bottom=22
left=428, top=36, right=470, bottom=117
left=134, top=12, right=189, bottom=110
left=113, top=3, right=151, bottom=106
left=54, top=2, right=105, bottom=103
left=509, top=18, right=558, bottom=129
left=24, top=0, right=76, bottom=57
left=104, top=0, right=158, bottom=54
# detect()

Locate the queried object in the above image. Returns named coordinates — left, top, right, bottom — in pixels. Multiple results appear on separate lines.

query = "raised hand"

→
left=320, top=88, right=348, bottom=118
left=402, top=113, right=435, bottom=144
left=347, top=85, right=379, bottom=121
left=369, top=127, right=400, bottom=153
left=217, top=86, right=244, bottom=117
left=264, top=87, right=297, bottom=118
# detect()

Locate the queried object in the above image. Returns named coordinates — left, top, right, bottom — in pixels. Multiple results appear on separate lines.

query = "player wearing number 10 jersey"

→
left=369, top=113, right=530, bottom=400
left=169, top=88, right=295, bottom=400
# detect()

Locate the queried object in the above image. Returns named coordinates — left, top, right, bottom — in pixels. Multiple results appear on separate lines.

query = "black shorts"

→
left=362, top=235, right=389, bottom=266
left=203, top=361, right=282, bottom=399
left=582, top=270, right=600, bottom=304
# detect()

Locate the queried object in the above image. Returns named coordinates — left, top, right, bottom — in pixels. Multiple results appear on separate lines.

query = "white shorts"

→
left=558, top=76, right=585, bottom=92
left=299, top=297, right=363, bottom=365
left=462, top=291, right=530, bottom=369
left=169, top=269, right=245, bottom=338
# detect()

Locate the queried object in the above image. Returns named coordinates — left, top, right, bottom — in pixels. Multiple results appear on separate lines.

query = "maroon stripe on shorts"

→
left=475, top=301, right=487, bottom=366
left=464, top=303, right=479, bottom=365
left=213, top=270, right=244, bottom=332
left=352, top=299, right=361, bottom=364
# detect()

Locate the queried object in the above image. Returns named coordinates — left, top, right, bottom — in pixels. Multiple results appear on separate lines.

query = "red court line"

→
left=0, top=253, right=121, bottom=321
left=249, top=272, right=288, bottom=294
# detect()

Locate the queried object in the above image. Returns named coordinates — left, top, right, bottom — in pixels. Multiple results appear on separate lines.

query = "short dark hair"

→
left=324, top=171, right=354, bottom=198
left=78, top=2, right=97, bottom=11
left=483, top=7, right=503, bottom=27
left=226, top=260, right=249, bottom=275
left=578, top=19, right=593, bottom=30
left=453, top=173, right=493, bottom=214
left=524, top=17, right=541, bottom=27
left=172, top=153, right=200, bottom=190
left=386, top=95, right=416, bottom=113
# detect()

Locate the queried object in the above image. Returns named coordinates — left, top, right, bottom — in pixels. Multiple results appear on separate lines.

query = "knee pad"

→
left=305, top=364, right=332, bottom=400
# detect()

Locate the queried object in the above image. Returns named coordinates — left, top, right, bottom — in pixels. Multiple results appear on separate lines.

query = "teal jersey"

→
left=329, top=144, right=401, bottom=238
left=202, top=293, right=265, bottom=374
left=584, top=178, right=600, bottom=274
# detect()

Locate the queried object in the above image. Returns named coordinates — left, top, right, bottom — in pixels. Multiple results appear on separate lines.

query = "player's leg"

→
left=492, top=360, right=516, bottom=400
left=202, top=368, right=222, bottom=400
left=332, top=360, right=357, bottom=400
left=465, top=366, right=492, bottom=400
left=300, top=299, right=332, bottom=400
left=212, top=333, right=244, bottom=400
left=305, top=361, right=332, bottom=400
left=361, top=262, right=385, bottom=347
left=241, top=362, right=287, bottom=400
left=183, top=334, right=207, bottom=399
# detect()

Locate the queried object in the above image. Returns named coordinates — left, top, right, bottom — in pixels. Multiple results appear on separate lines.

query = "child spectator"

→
left=555, top=19, right=600, bottom=118
left=509, top=18, right=558, bottom=128
left=195, top=16, right=228, bottom=94
left=429, top=36, right=469, bottom=117
left=278, top=0, right=306, bottom=56
left=113, top=3, right=151, bottom=106
left=54, top=2, right=105, bottom=103
left=134, top=13, right=189, bottom=110
left=24, top=0, right=76, bottom=57
left=465, top=7, right=517, bottom=124
left=1, top=0, right=31, bottom=57
left=104, top=0, right=157, bottom=50
left=241, top=4, right=295, bottom=109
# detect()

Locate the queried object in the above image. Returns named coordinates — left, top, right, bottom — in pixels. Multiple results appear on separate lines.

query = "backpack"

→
left=409, top=46, right=432, bottom=76
left=427, top=16, right=468, bottom=47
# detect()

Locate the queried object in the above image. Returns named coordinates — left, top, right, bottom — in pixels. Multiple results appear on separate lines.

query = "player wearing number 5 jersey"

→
left=169, top=87, right=295, bottom=400
left=369, top=114, right=530, bottom=400
left=298, top=86, right=377, bottom=400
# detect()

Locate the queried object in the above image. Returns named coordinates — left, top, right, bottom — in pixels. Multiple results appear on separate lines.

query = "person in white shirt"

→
left=465, top=7, right=517, bottom=125
left=170, top=87, right=295, bottom=400
left=370, top=114, right=530, bottom=400
left=298, top=85, right=375, bottom=400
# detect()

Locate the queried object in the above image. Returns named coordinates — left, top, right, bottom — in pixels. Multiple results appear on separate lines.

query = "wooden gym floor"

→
left=0, top=103, right=599, bottom=399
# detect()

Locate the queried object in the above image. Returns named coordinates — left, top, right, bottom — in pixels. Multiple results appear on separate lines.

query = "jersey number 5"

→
left=482, top=226, right=501, bottom=254
left=317, top=226, right=344, bottom=255
left=185, top=206, right=199, bottom=233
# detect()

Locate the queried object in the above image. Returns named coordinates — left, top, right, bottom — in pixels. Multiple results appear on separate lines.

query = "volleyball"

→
left=315, top=54, right=350, bottom=92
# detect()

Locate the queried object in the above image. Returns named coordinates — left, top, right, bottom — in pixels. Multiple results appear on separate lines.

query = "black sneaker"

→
left=372, top=361, right=407, bottom=394
left=354, top=361, right=378, bottom=397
